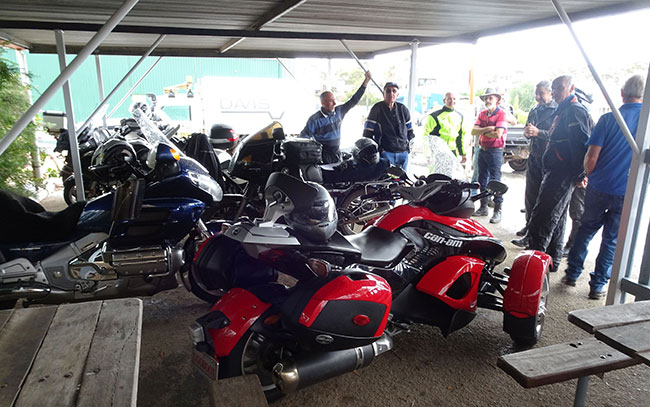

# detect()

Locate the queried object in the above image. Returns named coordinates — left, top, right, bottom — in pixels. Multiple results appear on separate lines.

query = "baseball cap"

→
left=384, top=82, right=399, bottom=90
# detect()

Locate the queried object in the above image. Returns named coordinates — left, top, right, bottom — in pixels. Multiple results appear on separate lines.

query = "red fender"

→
left=503, top=250, right=552, bottom=317
left=416, top=255, right=486, bottom=312
left=206, top=288, right=271, bottom=358
left=374, top=204, right=493, bottom=236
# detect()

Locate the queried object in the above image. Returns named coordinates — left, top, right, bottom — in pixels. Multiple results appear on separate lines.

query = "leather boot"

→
left=473, top=199, right=489, bottom=217
left=490, top=202, right=502, bottom=224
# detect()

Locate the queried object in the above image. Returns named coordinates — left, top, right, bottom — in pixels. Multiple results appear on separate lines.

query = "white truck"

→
left=136, top=76, right=318, bottom=136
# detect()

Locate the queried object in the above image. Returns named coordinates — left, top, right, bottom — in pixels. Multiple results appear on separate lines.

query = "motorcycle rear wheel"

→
left=219, top=330, right=288, bottom=402
left=508, top=271, right=549, bottom=346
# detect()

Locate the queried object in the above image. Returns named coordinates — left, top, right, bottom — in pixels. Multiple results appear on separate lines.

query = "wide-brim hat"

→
left=479, top=88, right=502, bottom=102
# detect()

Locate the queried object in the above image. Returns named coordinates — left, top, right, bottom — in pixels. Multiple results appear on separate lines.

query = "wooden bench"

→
left=497, top=337, right=639, bottom=407
left=0, top=298, right=142, bottom=407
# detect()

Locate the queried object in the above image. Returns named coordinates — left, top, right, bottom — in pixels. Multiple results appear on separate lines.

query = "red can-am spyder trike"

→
left=188, top=169, right=551, bottom=400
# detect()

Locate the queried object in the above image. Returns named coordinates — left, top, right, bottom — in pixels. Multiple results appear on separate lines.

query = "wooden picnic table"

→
left=0, top=298, right=142, bottom=407
left=568, top=299, right=650, bottom=366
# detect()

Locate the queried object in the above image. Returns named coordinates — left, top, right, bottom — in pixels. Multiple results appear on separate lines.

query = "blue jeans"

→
left=477, top=147, right=503, bottom=204
left=381, top=151, right=409, bottom=170
left=565, top=186, right=625, bottom=292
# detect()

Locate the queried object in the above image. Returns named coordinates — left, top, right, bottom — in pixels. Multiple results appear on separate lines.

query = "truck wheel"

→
left=508, top=159, right=527, bottom=172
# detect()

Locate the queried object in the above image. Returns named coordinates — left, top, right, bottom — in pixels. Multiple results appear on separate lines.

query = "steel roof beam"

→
left=219, top=0, right=308, bottom=53
left=0, top=20, right=464, bottom=43
left=0, top=0, right=141, bottom=157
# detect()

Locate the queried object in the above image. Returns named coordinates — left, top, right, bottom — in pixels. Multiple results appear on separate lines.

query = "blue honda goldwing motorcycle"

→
left=0, top=109, right=222, bottom=309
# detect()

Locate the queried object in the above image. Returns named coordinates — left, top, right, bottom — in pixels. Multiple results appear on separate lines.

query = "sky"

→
left=296, top=7, right=650, bottom=119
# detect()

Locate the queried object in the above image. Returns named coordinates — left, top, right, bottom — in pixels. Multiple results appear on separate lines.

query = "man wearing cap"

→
left=526, top=75, right=591, bottom=273
left=363, top=82, right=414, bottom=169
left=301, top=71, right=372, bottom=164
left=423, top=92, right=466, bottom=164
left=471, top=88, right=508, bottom=223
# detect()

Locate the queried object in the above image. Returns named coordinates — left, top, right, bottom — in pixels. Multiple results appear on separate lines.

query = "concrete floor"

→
left=37, top=168, right=649, bottom=407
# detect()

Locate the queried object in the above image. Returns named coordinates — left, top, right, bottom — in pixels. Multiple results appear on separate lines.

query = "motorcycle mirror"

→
left=486, top=180, right=508, bottom=196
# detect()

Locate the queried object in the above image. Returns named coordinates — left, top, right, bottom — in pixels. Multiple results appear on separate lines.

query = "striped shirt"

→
left=300, top=84, right=367, bottom=146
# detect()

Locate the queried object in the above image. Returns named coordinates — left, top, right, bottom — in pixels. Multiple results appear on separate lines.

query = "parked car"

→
left=504, top=125, right=528, bottom=172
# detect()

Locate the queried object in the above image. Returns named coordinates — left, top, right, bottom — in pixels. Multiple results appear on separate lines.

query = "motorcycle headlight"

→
left=190, top=172, right=223, bottom=203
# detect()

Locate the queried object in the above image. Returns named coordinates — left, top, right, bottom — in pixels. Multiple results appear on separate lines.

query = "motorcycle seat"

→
left=347, top=226, right=408, bottom=267
left=0, top=190, right=86, bottom=244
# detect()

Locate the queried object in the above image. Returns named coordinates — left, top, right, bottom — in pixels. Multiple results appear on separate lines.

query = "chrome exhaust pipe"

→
left=272, top=334, right=393, bottom=393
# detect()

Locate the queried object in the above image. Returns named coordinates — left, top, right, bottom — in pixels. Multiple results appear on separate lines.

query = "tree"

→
left=0, top=48, right=41, bottom=195
left=508, top=83, right=536, bottom=113
left=338, top=69, right=382, bottom=107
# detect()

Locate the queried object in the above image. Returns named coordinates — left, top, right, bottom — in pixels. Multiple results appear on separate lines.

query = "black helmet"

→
left=91, top=138, right=136, bottom=180
left=209, top=123, right=237, bottom=149
left=352, top=138, right=380, bottom=165
left=286, top=182, right=338, bottom=242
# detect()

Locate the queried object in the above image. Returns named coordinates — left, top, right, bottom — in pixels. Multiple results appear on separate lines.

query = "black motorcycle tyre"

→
left=219, top=329, right=287, bottom=402
left=508, top=271, right=549, bottom=346
left=338, top=186, right=387, bottom=235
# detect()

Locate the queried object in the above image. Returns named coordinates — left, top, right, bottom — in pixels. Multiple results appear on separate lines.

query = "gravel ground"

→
left=39, top=168, right=650, bottom=407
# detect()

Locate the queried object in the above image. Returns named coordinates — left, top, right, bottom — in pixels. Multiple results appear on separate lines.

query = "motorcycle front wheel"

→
left=508, top=271, right=549, bottom=346
left=219, top=330, right=292, bottom=402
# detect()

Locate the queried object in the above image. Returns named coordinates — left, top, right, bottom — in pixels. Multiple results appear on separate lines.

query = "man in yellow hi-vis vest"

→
left=423, top=92, right=466, bottom=164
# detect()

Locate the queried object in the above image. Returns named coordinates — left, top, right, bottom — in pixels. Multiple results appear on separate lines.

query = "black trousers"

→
left=566, top=185, right=586, bottom=249
left=527, top=170, right=575, bottom=270
left=524, top=154, right=544, bottom=224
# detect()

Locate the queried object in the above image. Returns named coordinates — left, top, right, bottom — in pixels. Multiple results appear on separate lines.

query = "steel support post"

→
left=551, top=0, right=639, bottom=154
left=0, top=0, right=140, bottom=157
left=95, top=55, right=107, bottom=128
left=107, top=57, right=163, bottom=118
left=609, top=65, right=650, bottom=304
left=55, top=30, right=85, bottom=202
left=407, top=40, right=419, bottom=112
left=339, top=39, right=383, bottom=94
left=551, top=0, right=649, bottom=302
left=79, top=34, right=165, bottom=134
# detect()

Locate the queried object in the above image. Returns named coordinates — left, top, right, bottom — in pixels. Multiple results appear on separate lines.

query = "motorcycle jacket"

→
left=526, top=101, right=557, bottom=159
left=543, top=94, right=591, bottom=180
left=423, top=107, right=465, bottom=156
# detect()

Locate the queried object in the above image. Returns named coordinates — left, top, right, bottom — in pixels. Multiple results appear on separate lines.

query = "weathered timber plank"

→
left=208, top=375, right=268, bottom=407
left=595, top=320, right=650, bottom=356
left=13, top=301, right=102, bottom=407
left=637, top=350, right=650, bottom=366
left=568, top=300, right=650, bottom=333
left=76, top=299, right=142, bottom=407
left=0, top=307, right=56, bottom=407
left=497, top=337, right=638, bottom=388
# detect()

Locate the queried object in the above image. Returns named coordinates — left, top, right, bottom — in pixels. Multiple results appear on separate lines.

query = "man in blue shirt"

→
left=301, top=71, right=372, bottom=163
left=562, top=74, right=645, bottom=300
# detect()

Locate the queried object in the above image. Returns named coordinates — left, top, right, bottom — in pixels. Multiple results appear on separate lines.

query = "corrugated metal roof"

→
left=1, top=0, right=649, bottom=57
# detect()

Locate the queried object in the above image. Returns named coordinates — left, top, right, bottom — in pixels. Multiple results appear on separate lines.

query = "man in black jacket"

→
left=525, top=75, right=591, bottom=271
left=512, top=80, right=557, bottom=246
left=363, top=82, right=414, bottom=169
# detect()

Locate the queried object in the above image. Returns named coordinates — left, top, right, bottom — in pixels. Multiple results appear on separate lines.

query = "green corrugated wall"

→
left=18, top=51, right=286, bottom=122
